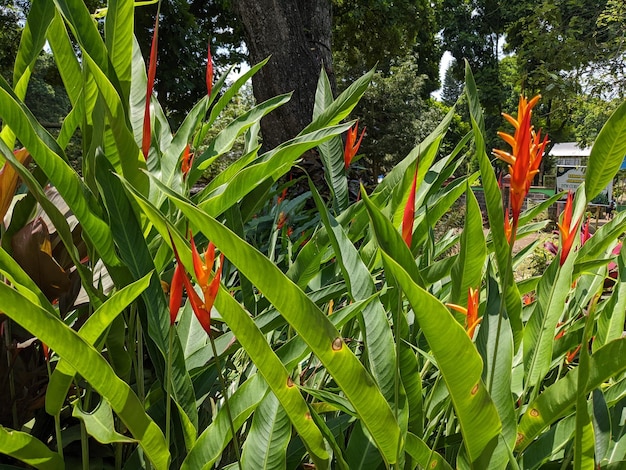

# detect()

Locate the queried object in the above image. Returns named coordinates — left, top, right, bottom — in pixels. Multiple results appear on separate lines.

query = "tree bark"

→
left=232, top=0, right=335, bottom=151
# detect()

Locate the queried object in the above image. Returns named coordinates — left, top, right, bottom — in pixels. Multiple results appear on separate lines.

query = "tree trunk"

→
left=232, top=0, right=335, bottom=152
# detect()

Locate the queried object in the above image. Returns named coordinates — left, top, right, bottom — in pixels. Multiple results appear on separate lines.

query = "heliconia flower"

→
left=169, top=262, right=184, bottom=325
left=446, top=287, right=481, bottom=339
left=277, top=187, right=287, bottom=205
left=558, top=191, right=580, bottom=266
left=0, top=148, right=31, bottom=223
left=493, top=95, right=548, bottom=228
left=206, top=41, right=214, bottom=96
left=169, top=231, right=224, bottom=335
left=277, top=212, right=287, bottom=230
left=402, top=165, right=418, bottom=247
left=504, top=207, right=513, bottom=244
left=181, top=144, right=194, bottom=178
left=344, top=121, right=366, bottom=168
left=142, top=12, right=160, bottom=160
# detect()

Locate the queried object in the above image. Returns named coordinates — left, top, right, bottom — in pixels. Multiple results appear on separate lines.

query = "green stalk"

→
left=46, top=357, right=64, bottom=459
left=487, top=221, right=516, bottom=394
left=80, top=419, right=89, bottom=470
left=4, top=319, right=19, bottom=429
left=208, top=333, right=242, bottom=469
left=165, top=325, right=174, bottom=450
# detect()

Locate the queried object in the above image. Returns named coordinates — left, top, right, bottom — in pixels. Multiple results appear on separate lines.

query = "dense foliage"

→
left=1, top=2, right=626, bottom=470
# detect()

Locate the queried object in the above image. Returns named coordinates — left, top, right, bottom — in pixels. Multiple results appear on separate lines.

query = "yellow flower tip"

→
left=445, top=302, right=468, bottom=316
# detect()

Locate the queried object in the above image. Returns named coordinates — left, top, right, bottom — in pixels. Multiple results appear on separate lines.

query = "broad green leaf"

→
left=596, top=244, right=626, bottom=348
left=0, top=283, right=169, bottom=469
left=301, top=67, right=373, bottom=134
left=517, top=338, right=626, bottom=451
left=54, top=0, right=111, bottom=76
left=189, top=94, right=292, bottom=182
left=96, top=155, right=197, bottom=428
left=46, top=273, right=152, bottom=416
left=592, top=389, right=611, bottom=463
left=405, top=432, right=453, bottom=470
left=311, top=181, right=396, bottom=402
left=0, top=75, right=122, bottom=270
left=523, top=255, right=575, bottom=393
left=81, top=49, right=146, bottom=191
left=450, top=183, right=486, bottom=306
left=574, top=307, right=596, bottom=470
left=214, top=286, right=329, bottom=466
left=133, top=181, right=401, bottom=465
left=586, top=99, right=626, bottom=202
left=0, top=426, right=64, bottom=470
left=104, top=0, right=134, bottom=100
left=181, top=375, right=267, bottom=470
left=197, top=123, right=353, bottom=218
left=314, top=68, right=349, bottom=213
left=241, top=392, right=291, bottom=470
left=476, top=267, right=516, bottom=470
left=465, top=62, right=522, bottom=350
left=47, top=12, right=83, bottom=106
left=522, top=415, right=575, bottom=470
left=72, top=398, right=136, bottom=444
left=364, top=190, right=501, bottom=461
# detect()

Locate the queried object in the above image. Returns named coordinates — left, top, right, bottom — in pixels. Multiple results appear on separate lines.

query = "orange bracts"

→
left=206, top=41, right=214, bottom=96
left=402, top=165, right=418, bottom=247
left=344, top=121, right=365, bottom=168
left=447, top=287, right=481, bottom=339
left=169, top=262, right=185, bottom=324
left=169, top=232, right=223, bottom=334
left=142, top=12, right=160, bottom=160
left=493, top=95, right=548, bottom=228
left=181, top=144, right=194, bottom=178
left=558, top=191, right=580, bottom=266
left=0, top=148, right=31, bottom=224
left=504, top=208, right=513, bottom=244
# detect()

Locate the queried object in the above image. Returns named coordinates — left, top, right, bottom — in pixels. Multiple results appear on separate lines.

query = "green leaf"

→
left=405, top=432, right=453, bottom=470
left=0, top=284, right=169, bottom=469
left=450, top=183, right=486, bottom=306
left=465, top=62, right=522, bottom=350
left=46, top=274, right=152, bottom=416
left=517, top=337, right=626, bottom=451
left=523, top=255, right=575, bottom=392
left=364, top=191, right=501, bottom=461
left=196, top=123, right=353, bottom=218
left=314, top=68, right=349, bottom=213
left=574, top=304, right=596, bottom=470
left=586, top=99, right=626, bottom=202
left=96, top=156, right=198, bottom=428
left=241, top=392, right=291, bottom=470
left=130, top=180, right=401, bottom=465
left=311, top=180, right=396, bottom=402
left=301, top=67, right=373, bottom=134
left=475, top=267, right=516, bottom=469
left=0, top=75, right=122, bottom=270
left=181, top=375, right=267, bottom=470
left=104, top=0, right=134, bottom=100
left=596, top=243, right=626, bottom=348
left=0, top=426, right=64, bottom=470
left=72, top=399, right=136, bottom=444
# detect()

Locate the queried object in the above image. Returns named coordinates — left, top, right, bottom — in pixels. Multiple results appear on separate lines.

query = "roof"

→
left=549, top=142, right=592, bottom=157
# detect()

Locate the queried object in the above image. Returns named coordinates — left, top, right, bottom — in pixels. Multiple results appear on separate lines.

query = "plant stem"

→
left=46, top=358, right=64, bottom=459
left=488, top=222, right=517, bottom=394
left=208, top=333, right=242, bottom=469
left=3, top=319, right=19, bottom=429
left=137, top=315, right=145, bottom=402
left=80, top=419, right=89, bottom=470
left=165, top=325, right=173, bottom=450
